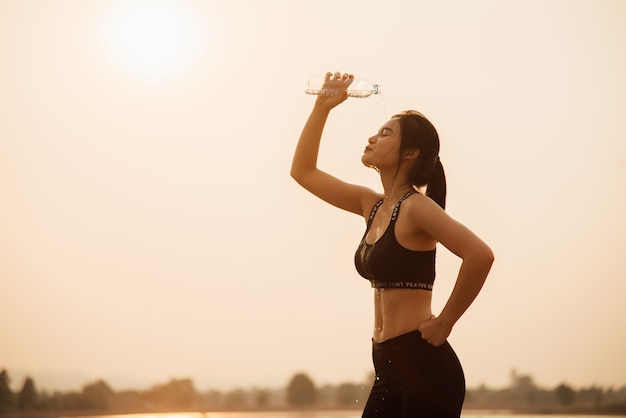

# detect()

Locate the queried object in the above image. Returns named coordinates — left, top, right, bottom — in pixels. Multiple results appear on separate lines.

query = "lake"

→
left=74, top=411, right=626, bottom=418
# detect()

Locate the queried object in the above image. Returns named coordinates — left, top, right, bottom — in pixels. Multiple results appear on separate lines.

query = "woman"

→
left=290, top=72, right=494, bottom=417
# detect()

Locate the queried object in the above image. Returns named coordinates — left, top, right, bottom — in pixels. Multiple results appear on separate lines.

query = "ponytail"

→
left=426, top=157, right=447, bottom=210
left=392, top=110, right=446, bottom=209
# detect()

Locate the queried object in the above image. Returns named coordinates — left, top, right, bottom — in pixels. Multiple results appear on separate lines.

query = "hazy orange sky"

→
left=1, top=0, right=625, bottom=392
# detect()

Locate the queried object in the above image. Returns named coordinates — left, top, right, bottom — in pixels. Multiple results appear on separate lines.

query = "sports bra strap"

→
left=366, top=189, right=416, bottom=227
left=366, top=199, right=384, bottom=227
left=391, top=190, right=416, bottom=221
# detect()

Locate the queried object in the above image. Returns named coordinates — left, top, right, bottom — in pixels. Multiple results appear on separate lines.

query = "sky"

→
left=1, top=0, right=626, bottom=393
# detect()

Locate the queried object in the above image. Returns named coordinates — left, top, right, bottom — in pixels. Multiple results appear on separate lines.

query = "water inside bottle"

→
left=305, top=87, right=341, bottom=96
left=304, top=74, right=381, bottom=98
left=303, top=74, right=387, bottom=118
left=347, top=90, right=373, bottom=98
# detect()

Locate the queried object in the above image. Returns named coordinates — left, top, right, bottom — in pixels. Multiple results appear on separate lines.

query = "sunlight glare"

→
left=101, top=0, right=204, bottom=81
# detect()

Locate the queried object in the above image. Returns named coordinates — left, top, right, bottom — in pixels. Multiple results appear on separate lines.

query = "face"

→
left=361, top=118, right=402, bottom=170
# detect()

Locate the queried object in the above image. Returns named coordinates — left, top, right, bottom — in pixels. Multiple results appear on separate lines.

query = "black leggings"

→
left=362, top=330, right=465, bottom=418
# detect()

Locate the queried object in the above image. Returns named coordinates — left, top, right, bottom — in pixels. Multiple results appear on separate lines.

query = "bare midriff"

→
left=373, top=287, right=433, bottom=343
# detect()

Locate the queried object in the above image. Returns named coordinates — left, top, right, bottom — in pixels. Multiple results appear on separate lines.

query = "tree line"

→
left=1, top=368, right=625, bottom=415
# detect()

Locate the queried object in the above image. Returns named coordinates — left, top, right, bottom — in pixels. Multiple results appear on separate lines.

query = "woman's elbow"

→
left=290, top=168, right=306, bottom=186
left=465, top=242, right=494, bottom=272
left=480, top=244, right=495, bottom=271
left=290, top=160, right=309, bottom=183
left=290, top=164, right=302, bottom=182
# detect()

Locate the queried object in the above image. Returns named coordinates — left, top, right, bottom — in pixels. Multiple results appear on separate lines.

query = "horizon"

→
left=3, top=366, right=623, bottom=394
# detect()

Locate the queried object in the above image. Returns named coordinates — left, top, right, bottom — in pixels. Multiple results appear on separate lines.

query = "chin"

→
left=361, top=157, right=377, bottom=171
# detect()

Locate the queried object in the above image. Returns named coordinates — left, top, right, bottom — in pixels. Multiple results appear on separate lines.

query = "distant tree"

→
left=36, top=390, right=59, bottom=411
left=510, top=369, right=537, bottom=391
left=107, top=389, right=143, bottom=412
left=286, top=372, right=317, bottom=407
left=41, top=390, right=92, bottom=411
left=202, top=389, right=224, bottom=410
left=603, top=386, right=626, bottom=410
left=144, top=378, right=198, bottom=410
left=225, top=388, right=247, bottom=409
left=82, top=380, right=114, bottom=409
left=0, top=369, right=15, bottom=413
left=555, top=383, right=576, bottom=406
left=18, top=377, right=38, bottom=410
left=336, top=382, right=360, bottom=406
left=255, top=389, right=269, bottom=408
left=578, top=385, right=604, bottom=408
left=509, top=369, right=542, bottom=405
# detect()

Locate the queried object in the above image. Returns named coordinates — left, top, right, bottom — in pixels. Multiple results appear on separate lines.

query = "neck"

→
left=379, top=164, right=414, bottom=202
left=382, top=180, right=414, bottom=202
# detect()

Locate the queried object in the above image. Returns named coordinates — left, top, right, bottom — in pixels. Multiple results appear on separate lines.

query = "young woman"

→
left=290, top=72, right=494, bottom=417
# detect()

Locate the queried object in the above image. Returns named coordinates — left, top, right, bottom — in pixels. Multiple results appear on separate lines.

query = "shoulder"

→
left=402, top=191, right=442, bottom=213
left=394, top=191, right=443, bottom=248
left=400, top=191, right=448, bottom=227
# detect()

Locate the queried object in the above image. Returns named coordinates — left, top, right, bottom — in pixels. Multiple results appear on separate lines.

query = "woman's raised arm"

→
left=290, top=72, right=378, bottom=216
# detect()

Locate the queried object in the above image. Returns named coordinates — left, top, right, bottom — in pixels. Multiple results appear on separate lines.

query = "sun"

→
left=101, top=0, right=204, bottom=81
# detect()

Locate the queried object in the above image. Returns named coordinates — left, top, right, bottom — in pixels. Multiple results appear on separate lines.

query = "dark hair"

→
left=392, top=110, right=447, bottom=209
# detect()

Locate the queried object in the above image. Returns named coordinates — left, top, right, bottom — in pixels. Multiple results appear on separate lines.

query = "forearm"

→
left=438, top=249, right=494, bottom=327
left=290, top=105, right=331, bottom=181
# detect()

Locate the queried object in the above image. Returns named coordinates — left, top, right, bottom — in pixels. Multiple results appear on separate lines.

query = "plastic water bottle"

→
left=304, top=74, right=381, bottom=98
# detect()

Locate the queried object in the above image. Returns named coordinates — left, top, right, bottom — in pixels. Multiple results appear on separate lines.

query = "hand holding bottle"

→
left=311, top=72, right=354, bottom=109
left=305, top=72, right=381, bottom=99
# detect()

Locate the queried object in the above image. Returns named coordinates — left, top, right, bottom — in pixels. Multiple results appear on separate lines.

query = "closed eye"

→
left=379, top=127, right=393, bottom=136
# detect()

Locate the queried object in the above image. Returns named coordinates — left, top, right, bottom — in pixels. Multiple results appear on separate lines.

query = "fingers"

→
left=325, top=71, right=354, bottom=82
left=418, top=315, right=449, bottom=346
left=316, top=71, right=353, bottom=104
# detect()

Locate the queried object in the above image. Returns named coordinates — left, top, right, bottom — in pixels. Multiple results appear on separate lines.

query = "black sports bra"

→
left=354, top=190, right=436, bottom=290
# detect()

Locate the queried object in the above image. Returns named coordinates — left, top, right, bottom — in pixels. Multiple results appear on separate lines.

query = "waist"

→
left=372, top=329, right=425, bottom=349
left=373, top=288, right=432, bottom=342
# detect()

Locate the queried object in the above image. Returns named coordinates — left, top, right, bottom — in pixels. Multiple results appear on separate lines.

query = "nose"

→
left=368, top=134, right=377, bottom=144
